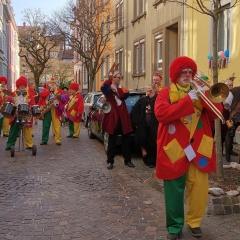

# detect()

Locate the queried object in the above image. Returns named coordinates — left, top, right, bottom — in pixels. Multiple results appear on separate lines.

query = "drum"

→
left=18, top=103, right=29, bottom=117
left=31, top=105, right=41, bottom=117
left=0, top=102, right=17, bottom=119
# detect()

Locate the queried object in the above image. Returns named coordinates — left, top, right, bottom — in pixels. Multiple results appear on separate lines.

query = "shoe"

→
left=67, top=135, right=73, bottom=138
left=5, top=147, right=11, bottom=151
left=125, top=162, right=135, bottom=168
left=233, top=141, right=238, bottom=145
left=40, top=142, right=47, bottom=145
left=26, top=147, right=32, bottom=149
left=72, top=136, right=79, bottom=138
left=32, top=134, right=34, bottom=137
left=230, top=150, right=238, bottom=156
left=167, top=233, right=179, bottom=240
left=3, top=134, right=8, bottom=137
left=107, top=163, right=113, bottom=170
left=149, top=165, right=155, bottom=168
left=56, top=142, right=61, bottom=145
left=189, top=227, right=202, bottom=238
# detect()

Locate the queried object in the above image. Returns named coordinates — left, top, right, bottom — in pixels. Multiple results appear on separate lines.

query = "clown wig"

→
left=0, top=76, right=8, bottom=84
left=69, top=83, right=79, bottom=91
left=16, top=76, right=28, bottom=88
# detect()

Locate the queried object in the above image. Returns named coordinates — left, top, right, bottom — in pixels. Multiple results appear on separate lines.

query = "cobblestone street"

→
left=0, top=123, right=239, bottom=240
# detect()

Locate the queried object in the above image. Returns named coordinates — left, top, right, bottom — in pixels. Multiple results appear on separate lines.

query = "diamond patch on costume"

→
left=168, top=124, right=176, bottom=134
left=197, top=120, right=203, bottom=129
left=198, top=157, right=208, bottom=168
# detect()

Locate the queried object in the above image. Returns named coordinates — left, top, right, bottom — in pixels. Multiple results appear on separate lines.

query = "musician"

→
left=0, top=76, right=10, bottom=137
left=5, top=76, right=36, bottom=150
left=66, top=83, right=84, bottom=138
left=154, top=56, right=222, bottom=240
left=38, top=77, right=65, bottom=145
left=101, top=63, right=135, bottom=170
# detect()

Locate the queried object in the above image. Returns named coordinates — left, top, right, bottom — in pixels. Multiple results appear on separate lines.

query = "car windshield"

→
left=94, top=95, right=101, bottom=102
left=125, top=95, right=142, bottom=113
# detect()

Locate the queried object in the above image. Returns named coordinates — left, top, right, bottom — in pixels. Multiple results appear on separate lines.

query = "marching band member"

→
left=5, top=76, right=36, bottom=150
left=0, top=76, right=10, bottom=137
left=38, top=77, right=65, bottom=145
left=154, top=56, right=222, bottom=240
left=66, top=83, right=84, bottom=138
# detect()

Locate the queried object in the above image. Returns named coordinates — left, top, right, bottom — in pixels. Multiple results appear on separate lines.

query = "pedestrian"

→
left=101, top=63, right=135, bottom=170
left=66, top=83, right=84, bottom=138
left=38, top=77, right=65, bottom=146
left=130, top=83, right=158, bottom=168
left=152, top=73, right=163, bottom=92
left=5, top=76, right=36, bottom=150
left=223, top=83, right=240, bottom=162
left=62, top=86, right=69, bottom=94
left=154, top=56, right=223, bottom=240
left=0, top=76, right=10, bottom=137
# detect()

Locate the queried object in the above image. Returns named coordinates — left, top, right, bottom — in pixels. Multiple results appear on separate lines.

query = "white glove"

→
left=197, top=85, right=205, bottom=94
left=188, top=90, right=199, bottom=100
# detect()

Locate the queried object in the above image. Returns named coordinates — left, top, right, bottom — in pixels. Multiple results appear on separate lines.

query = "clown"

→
left=66, top=83, right=84, bottom=138
left=154, top=56, right=222, bottom=240
left=5, top=76, right=36, bottom=150
left=0, top=76, right=10, bottom=137
left=38, top=78, right=65, bottom=145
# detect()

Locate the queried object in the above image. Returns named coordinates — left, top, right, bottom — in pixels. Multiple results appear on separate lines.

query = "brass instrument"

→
left=190, top=76, right=229, bottom=124
left=38, top=93, right=61, bottom=118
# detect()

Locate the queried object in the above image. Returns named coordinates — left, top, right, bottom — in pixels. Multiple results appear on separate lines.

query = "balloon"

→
left=224, top=49, right=229, bottom=58
left=218, top=51, right=225, bottom=59
left=207, top=53, right=213, bottom=60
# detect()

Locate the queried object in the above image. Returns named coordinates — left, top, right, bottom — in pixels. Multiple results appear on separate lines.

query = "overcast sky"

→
left=11, top=0, right=67, bottom=26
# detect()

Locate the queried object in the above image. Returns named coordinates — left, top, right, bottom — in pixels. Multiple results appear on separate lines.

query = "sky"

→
left=11, top=0, right=67, bottom=26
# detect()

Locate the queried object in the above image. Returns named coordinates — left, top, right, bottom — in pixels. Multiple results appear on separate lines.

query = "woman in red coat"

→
left=101, top=63, right=135, bottom=170
left=154, top=57, right=222, bottom=240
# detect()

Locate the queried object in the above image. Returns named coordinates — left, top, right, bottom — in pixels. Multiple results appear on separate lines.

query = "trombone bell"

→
left=208, top=83, right=229, bottom=103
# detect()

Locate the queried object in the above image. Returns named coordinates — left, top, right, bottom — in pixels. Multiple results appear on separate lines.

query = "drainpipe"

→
left=182, top=0, right=186, bottom=56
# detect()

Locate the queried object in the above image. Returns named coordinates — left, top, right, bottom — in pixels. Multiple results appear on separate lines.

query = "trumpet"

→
left=190, top=76, right=229, bottom=124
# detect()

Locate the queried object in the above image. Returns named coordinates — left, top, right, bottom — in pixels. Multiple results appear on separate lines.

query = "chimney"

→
left=23, top=22, right=26, bottom=27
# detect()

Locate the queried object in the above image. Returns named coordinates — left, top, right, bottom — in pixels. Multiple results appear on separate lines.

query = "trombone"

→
left=190, top=75, right=229, bottom=124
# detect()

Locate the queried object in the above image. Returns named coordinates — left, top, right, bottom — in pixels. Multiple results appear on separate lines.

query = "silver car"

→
left=82, top=92, right=102, bottom=127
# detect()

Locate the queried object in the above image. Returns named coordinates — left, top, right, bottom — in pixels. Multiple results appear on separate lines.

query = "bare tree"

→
left=50, top=0, right=116, bottom=91
left=18, top=8, right=64, bottom=91
left=161, top=0, right=240, bottom=181
left=43, top=58, right=74, bottom=88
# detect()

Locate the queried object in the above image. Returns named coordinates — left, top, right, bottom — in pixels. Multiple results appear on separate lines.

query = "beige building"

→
left=113, top=0, right=183, bottom=90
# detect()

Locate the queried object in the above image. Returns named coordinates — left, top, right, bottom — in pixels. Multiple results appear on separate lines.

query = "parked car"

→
left=87, top=91, right=146, bottom=152
left=82, top=92, right=102, bottom=127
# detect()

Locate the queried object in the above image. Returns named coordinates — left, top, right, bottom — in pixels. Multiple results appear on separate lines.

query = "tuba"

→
left=190, top=75, right=229, bottom=124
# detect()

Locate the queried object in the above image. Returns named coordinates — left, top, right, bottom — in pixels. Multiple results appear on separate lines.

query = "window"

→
left=133, top=39, right=145, bottom=75
left=134, top=0, right=145, bottom=18
left=51, top=52, right=58, bottom=58
left=106, top=15, right=110, bottom=40
left=115, top=48, right=124, bottom=76
left=105, top=55, right=110, bottom=77
left=218, top=4, right=230, bottom=51
left=115, top=0, right=124, bottom=31
left=155, top=34, right=163, bottom=71
left=100, top=58, right=104, bottom=79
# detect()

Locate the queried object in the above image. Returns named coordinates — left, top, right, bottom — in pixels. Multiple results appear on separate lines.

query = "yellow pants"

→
left=3, top=118, right=9, bottom=135
left=23, top=126, right=34, bottom=148
left=186, top=163, right=209, bottom=228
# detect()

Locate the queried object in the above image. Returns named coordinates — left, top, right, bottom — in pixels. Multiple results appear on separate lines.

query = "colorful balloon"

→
left=224, top=49, right=229, bottom=58
left=207, top=53, right=213, bottom=60
left=218, top=51, right=225, bottom=59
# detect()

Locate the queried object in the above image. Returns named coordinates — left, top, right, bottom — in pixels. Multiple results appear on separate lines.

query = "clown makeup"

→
left=0, top=81, right=6, bottom=88
left=48, top=82, right=56, bottom=91
left=18, top=85, right=26, bottom=92
left=177, top=68, right=193, bottom=87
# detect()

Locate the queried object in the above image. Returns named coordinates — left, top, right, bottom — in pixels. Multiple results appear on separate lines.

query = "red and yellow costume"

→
left=0, top=76, right=10, bottom=136
left=38, top=78, right=65, bottom=145
left=154, top=57, right=223, bottom=236
left=66, top=83, right=84, bottom=138
left=6, top=77, right=35, bottom=149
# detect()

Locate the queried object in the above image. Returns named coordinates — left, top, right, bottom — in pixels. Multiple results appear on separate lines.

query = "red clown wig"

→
left=0, top=76, right=8, bottom=84
left=169, top=56, right=197, bottom=83
left=16, top=76, right=28, bottom=88
left=69, top=83, right=79, bottom=91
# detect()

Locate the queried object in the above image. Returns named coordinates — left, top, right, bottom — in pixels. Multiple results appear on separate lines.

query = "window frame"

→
left=133, top=38, right=145, bottom=77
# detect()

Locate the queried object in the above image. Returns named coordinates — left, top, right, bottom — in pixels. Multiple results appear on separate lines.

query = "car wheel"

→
left=88, top=120, right=96, bottom=139
left=103, top=132, right=109, bottom=153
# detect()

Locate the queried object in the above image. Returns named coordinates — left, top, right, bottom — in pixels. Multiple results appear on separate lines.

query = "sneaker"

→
left=189, top=227, right=202, bottom=238
left=167, top=233, right=179, bottom=240
left=230, top=150, right=238, bottom=156
left=125, top=162, right=135, bottom=168
left=107, top=163, right=113, bottom=170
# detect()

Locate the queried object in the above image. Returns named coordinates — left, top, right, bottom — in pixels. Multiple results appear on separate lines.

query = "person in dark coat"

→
left=130, top=83, right=159, bottom=168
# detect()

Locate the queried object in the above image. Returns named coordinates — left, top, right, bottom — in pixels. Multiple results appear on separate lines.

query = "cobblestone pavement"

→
left=0, top=122, right=239, bottom=240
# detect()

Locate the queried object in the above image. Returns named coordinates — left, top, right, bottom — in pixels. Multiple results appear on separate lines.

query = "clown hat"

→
left=69, top=83, right=79, bottom=91
left=0, top=76, right=8, bottom=84
left=16, top=76, right=28, bottom=88
left=48, top=77, right=56, bottom=83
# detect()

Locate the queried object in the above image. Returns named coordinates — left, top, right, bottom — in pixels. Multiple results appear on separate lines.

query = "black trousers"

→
left=107, top=118, right=131, bottom=164
left=225, top=122, right=240, bottom=156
